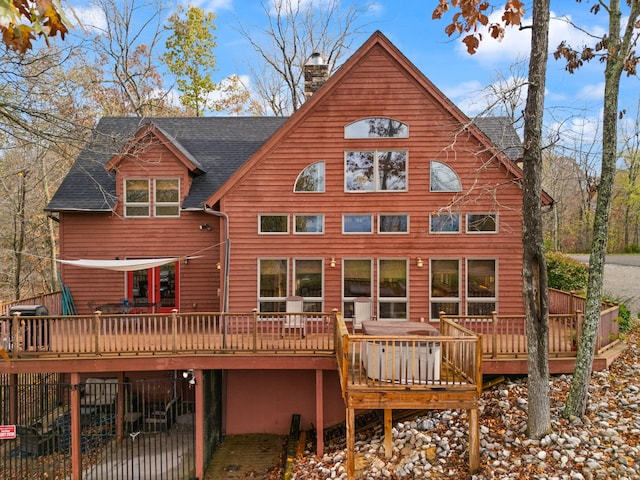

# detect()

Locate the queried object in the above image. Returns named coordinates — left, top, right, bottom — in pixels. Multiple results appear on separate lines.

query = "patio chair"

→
left=353, top=297, right=374, bottom=331
left=144, top=396, right=179, bottom=432
left=284, top=295, right=306, bottom=337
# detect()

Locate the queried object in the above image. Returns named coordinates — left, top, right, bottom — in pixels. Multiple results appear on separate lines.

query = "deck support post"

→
left=346, top=405, right=355, bottom=480
left=70, top=372, right=81, bottom=480
left=384, top=408, right=392, bottom=458
left=468, top=407, right=479, bottom=472
left=315, top=369, right=324, bottom=456
left=195, top=369, right=205, bottom=480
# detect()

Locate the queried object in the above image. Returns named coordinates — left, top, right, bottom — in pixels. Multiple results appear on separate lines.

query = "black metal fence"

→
left=0, top=375, right=195, bottom=479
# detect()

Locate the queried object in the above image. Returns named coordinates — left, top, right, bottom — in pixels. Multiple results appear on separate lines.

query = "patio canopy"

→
left=58, top=257, right=181, bottom=272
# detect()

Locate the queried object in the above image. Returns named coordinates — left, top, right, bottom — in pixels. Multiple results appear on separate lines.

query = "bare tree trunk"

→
left=522, top=0, right=551, bottom=438
left=12, top=171, right=27, bottom=300
left=564, top=0, right=639, bottom=417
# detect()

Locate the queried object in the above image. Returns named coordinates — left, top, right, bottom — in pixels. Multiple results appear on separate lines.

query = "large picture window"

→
left=378, top=259, right=407, bottom=320
left=343, top=259, right=372, bottom=318
left=467, top=259, right=496, bottom=315
left=430, top=259, right=460, bottom=319
left=294, top=259, right=323, bottom=311
left=345, top=150, right=407, bottom=191
left=259, top=259, right=288, bottom=312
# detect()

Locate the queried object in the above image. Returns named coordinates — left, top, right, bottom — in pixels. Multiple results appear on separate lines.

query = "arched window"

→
left=430, top=161, right=461, bottom=192
left=295, top=161, right=325, bottom=192
left=344, top=118, right=408, bottom=138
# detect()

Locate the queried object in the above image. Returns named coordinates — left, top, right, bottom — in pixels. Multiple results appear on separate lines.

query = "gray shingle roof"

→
left=46, top=115, right=521, bottom=213
left=46, top=117, right=288, bottom=212
left=472, top=116, right=523, bottom=161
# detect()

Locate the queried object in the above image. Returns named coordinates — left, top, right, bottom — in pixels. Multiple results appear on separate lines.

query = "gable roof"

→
left=205, top=30, right=526, bottom=205
left=47, top=31, right=533, bottom=214
left=46, top=116, right=287, bottom=212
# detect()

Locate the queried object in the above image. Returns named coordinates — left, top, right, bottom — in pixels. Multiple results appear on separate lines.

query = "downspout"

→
left=204, top=207, right=230, bottom=312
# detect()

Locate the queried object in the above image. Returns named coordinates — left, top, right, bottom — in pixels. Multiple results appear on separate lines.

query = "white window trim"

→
left=466, top=213, right=498, bottom=234
left=294, top=258, right=324, bottom=311
left=429, top=258, right=461, bottom=320
left=257, top=258, right=289, bottom=309
left=429, top=213, right=461, bottom=234
left=342, top=214, right=374, bottom=234
left=124, top=178, right=150, bottom=218
left=342, top=258, right=373, bottom=318
left=154, top=178, right=180, bottom=218
left=466, top=258, right=498, bottom=314
left=344, top=150, right=408, bottom=193
left=258, top=214, right=290, bottom=235
left=377, top=258, right=408, bottom=321
left=378, top=214, right=409, bottom=234
left=294, top=161, right=326, bottom=193
left=294, top=214, right=325, bottom=235
left=430, top=160, right=462, bottom=192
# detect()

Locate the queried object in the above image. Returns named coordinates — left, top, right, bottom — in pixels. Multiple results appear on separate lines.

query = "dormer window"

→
left=124, top=178, right=180, bottom=218
left=125, top=179, right=150, bottom=217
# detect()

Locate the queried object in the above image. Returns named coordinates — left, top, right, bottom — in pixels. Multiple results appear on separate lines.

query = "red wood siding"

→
left=225, top=370, right=344, bottom=434
left=59, top=141, right=222, bottom=314
left=220, top=44, right=524, bottom=318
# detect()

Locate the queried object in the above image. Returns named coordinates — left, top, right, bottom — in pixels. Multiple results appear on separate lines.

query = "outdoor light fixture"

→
left=416, top=257, right=424, bottom=268
left=182, top=369, right=196, bottom=386
left=199, top=223, right=212, bottom=231
left=216, top=262, right=221, bottom=270
left=330, top=257, right=336, bottom=268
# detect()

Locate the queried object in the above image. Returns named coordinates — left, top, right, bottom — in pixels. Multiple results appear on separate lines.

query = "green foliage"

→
left=164, top=5, right=218, bottom=116
left=616, top=301, right=633, bottom=333
left=624, top=243, right=640, bottom=253
left=602, top=294, right=633, bottom=334
left=546, top=251, right=589, bottom=292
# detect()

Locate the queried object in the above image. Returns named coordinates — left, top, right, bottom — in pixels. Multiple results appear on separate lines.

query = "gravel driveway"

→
left=571, top=254, right=640, bottom=316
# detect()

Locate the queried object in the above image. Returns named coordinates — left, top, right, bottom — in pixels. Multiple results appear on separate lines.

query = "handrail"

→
left=335, top=315, right=482, bottom=392
left=0, top=311, right=337, bottom=359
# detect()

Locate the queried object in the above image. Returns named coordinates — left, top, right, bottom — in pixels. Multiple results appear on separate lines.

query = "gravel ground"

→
left=571, top=256, right=640, bottom=316
left=285, top=323, right=640, bottom=480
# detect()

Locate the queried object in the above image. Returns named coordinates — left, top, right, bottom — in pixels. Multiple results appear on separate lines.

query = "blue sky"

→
left=71, top=0, right=638, bottom=143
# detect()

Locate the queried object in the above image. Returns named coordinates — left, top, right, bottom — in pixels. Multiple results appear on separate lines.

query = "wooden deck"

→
left=335, top=316, right=483, bottom=477
left=0, top=307, right=626, bottom=480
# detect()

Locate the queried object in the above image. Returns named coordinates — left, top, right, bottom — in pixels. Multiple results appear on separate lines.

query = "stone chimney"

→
left=304, top=53, right=329, bottom=100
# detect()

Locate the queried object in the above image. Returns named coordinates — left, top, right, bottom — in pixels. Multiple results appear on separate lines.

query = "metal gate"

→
left=0, top=375, right=195, bottom=479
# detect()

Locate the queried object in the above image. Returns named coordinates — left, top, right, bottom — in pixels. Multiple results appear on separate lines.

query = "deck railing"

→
left=0, top=310, right=336, bottom=359
left=1, top=291, right=63, bottom=316
left=444, top=303, right=620, bottom=359
left=335, top=315, right=482, bottom=394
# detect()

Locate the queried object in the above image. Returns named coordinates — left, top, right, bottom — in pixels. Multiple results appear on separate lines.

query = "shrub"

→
left=624, top=243, right=640, bottom=254
left=616, top=302, right=633, bottom=333
left=546, top=251, right=589, bottom=292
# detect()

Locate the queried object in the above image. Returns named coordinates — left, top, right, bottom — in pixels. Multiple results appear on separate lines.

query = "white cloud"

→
left=68, top=5, right=107, bottom=33
left=193, top=0, right=234, bottom=12
left=575, top=82, right=605, bottom=102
